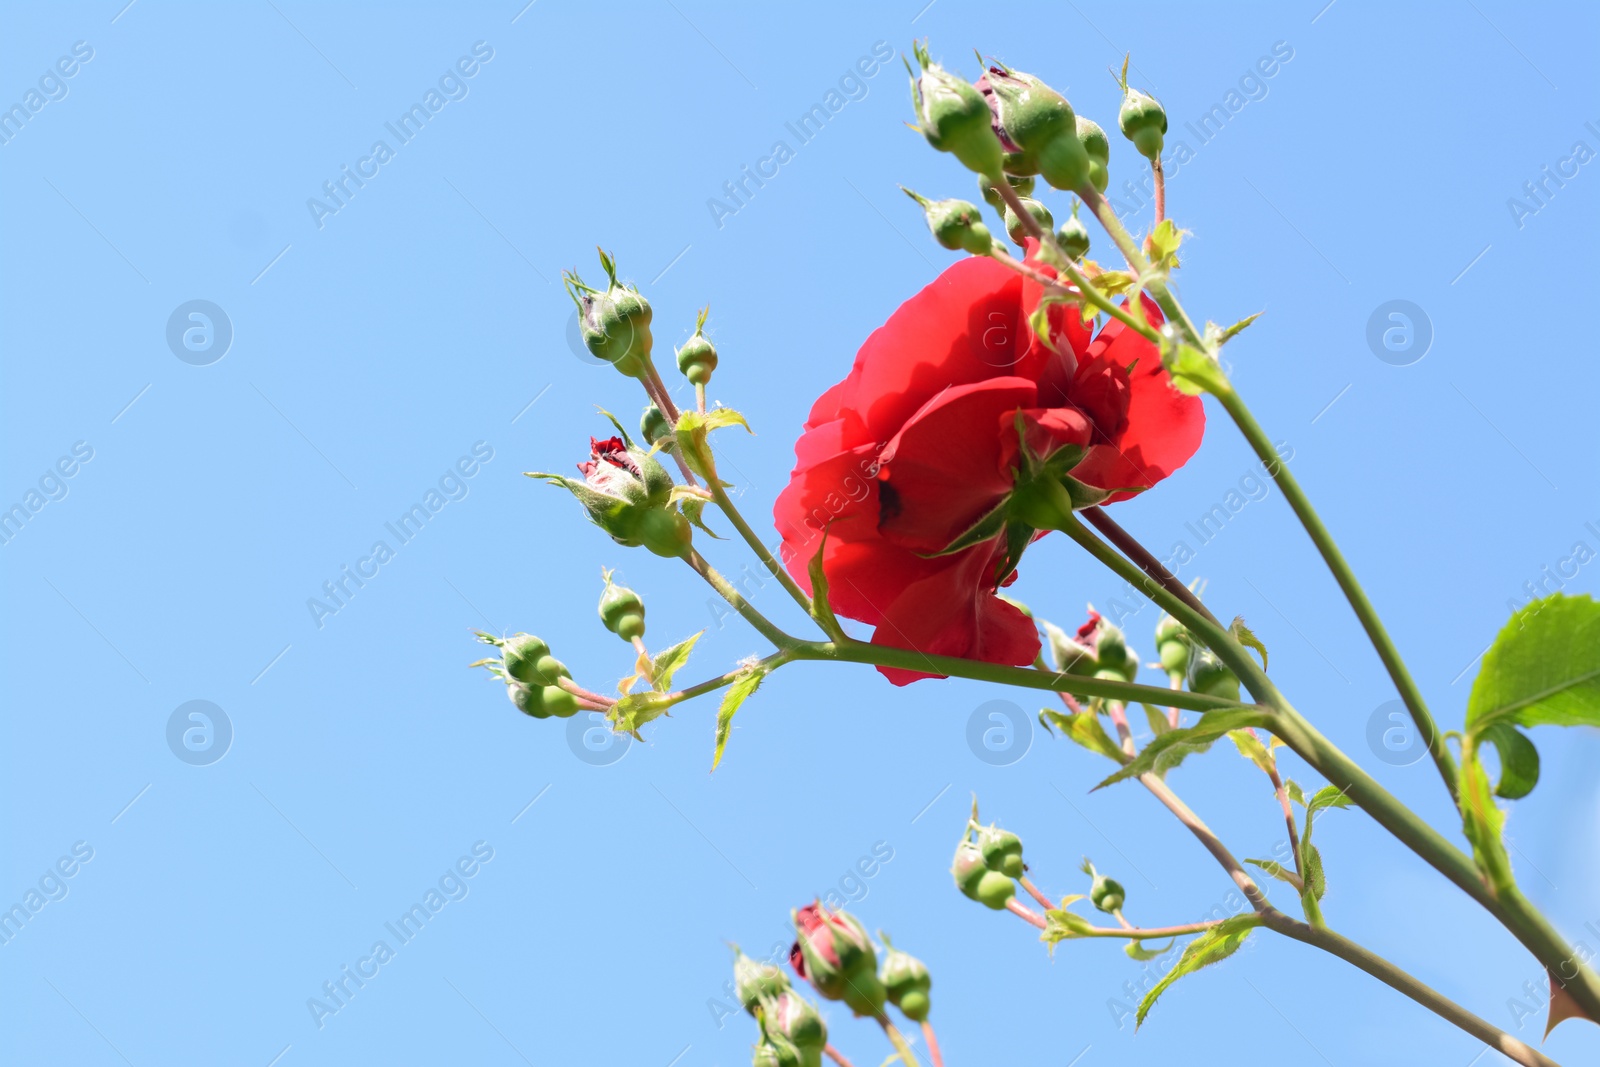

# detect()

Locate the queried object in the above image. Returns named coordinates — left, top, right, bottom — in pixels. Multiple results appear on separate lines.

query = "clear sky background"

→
left=3, top=1, right=1598, bottom=1064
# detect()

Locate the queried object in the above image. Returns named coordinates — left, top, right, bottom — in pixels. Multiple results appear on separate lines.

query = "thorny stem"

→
left=790, top=639, right=1242, bottom=712
left=1262, top=914, right=1560, bottom=1067
left=638, top=363, right=699, bottom=487
left=1211, top=382, right=1460, bottom=806
left=682, top=549, right=795, bottom=649
left=1081, top=506, right=1220, bottom=628
left=1070, top=505, right=1600, bottom=1024
left=704, top=478, right=820, bottom=625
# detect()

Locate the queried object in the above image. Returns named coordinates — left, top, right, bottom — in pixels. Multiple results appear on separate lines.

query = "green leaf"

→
left=1229, top=616, right=1268, bottom=670
left=712, top=667, right=766, bottom=770
left=1459, top=751, right=1513, bottom=889
left=1041, top=906, right=1097, bottom=947
left=1244, top=858, right=1303, bottom=892
left=1215, top=312, right=1263, bottom=344
left=1478, top=722, right=1541, bottom=800
left=1228, top=729, right=1275, bottom=775
left=679, top=497, right=723, bottom=538
left=1466, top=593, right=1600, bottom=736
left=1301, top=841, right=1326, bottom=901
left=1125, top=937, right=1175, bottom=961
left=1306, top=785, right=1353, bottom=814
left=1144, top=219, right=1184, bottom=264
left=1093, top=708, right=1272, bottom=790
left=1094, top=270, right=1137, bottom=296
left=805, top=526, right=847, bottom=640
left=674, top=407, right=752, bottom=482
left=1042, top=707, right=1128, bottom=765
left=1285, top=779, right=1306, bottom=808
left=650, top=632, right=703, bottom=693
left=1140, top=703, right=1174, bottom=736
left=1137, top=915, right=1262, bottom=1027
left=610, top=690, right=675, bottom=737
left=1159, top=339, right=1229, bottom=397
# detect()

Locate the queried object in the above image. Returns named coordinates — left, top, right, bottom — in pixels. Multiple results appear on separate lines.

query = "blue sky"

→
left=2, top=1, right=1597, bottom=1064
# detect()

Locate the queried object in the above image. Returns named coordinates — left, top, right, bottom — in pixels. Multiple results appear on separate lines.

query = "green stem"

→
left=1261, top=912, right=1561, bottom=1067
left=987, top=244, right=1159, bottom=344
left=1270, top=708, right=1600, bottom=1023
left=1076, top=186, right=1205, bottom=348
left=1211, top=382, right=1460, bottom=805
left=876, top=1016, right=921, bottom=1067
left=788, top=640, right=1241, bottom=713
left=1054, top=512, right=1279, bottom=706
left=682, top=549, right=796, bottom=649
left=704, top=479, right=821, bottom=626
left=1081, top=506, right=1219, bottom=627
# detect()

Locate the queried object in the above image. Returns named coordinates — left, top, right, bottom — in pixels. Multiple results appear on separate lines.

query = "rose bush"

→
left=773, top=242, right=1204, bottom=684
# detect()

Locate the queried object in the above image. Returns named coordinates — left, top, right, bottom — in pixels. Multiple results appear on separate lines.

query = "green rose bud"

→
left=1188, top=647, right=1240, bottom=700
left=977, top=65, right=1090, bottom=191
left=597, top=570, right=646, bottom=642
left=1083, top=859, right=1125, bottom=913
left=1155, top=613, right=1190, bottom=676
left=734, top=946, right=789, bottom=1014
left=902, top=188, right=994, bottom=256
left=1002, top=196, right=1053, bottom=246
left=955, top=838, right=1015, bottom=909
left=507, top=680, right=579, bottom=720
left=977, top=172, right=1035, bottom=212
left=640, top=403, right=673, bottom=452
left=911, top=42, right=1004, bottom=179
left=878, top=934, right=932, bottom=1022
left=762, top=990, right=827, bottom=1056
left=1076, top=115, right=1110, bottom=193
left=676, top=306, right=718, bottom=386
left=1118, top=87, right=1167, bottom=162
left=751, top=1036, right=804, bottom=1067
left=1056, top=201, right=1090, bottom=260
left=564, top=249, right=653, bottom=378
left=978, top=825, right=1025, bottom=878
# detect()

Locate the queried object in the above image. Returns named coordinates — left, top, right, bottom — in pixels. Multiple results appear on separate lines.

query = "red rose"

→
left=773, top=243, right=1204, bottom=684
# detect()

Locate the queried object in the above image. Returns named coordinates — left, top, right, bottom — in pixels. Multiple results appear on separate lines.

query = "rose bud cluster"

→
left=878, top=934, right=932, bottom=1021
left=1052, top=610, right=1138, bottom=684
left=676, top=306, right=719, bottom=386
left=530, top=433, right=692, bottom=559
left=565, top=248, right=655, bottom=379
left=470, top=633, right=580, bottom=719
left=976, top=63, right=1091, bottom=191
left=909, top=40, right=1004, bottom=180
left=597, top=570, right=646, bottom=642
left=902, top=188, right=995, bottom=256
left=1056, top=200, right=1091, bottom=260
left=952, top=824, right=1024, bottom=909
left=789, top=902, right=886, bottom=1018
left=1081, top=857, right=1126, bottom=914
